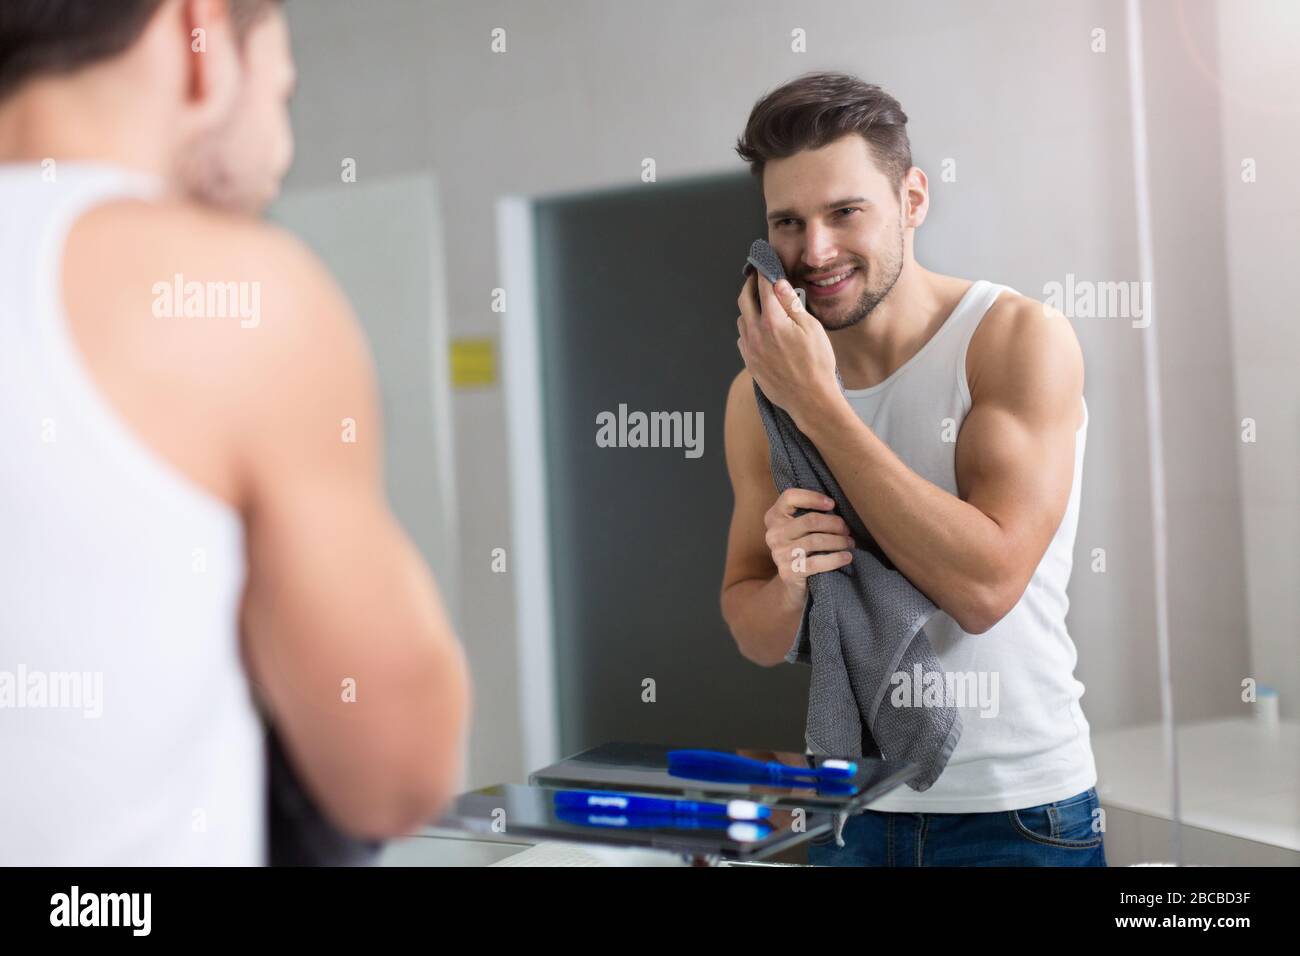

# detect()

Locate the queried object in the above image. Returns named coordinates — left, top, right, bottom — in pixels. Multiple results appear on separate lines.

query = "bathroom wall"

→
left=1136, top=0, right=1253, bottom=721
left=1216, top=0, right=1300, bottom=720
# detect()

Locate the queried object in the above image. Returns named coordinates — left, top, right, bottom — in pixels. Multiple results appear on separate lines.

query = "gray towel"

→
left=752, top=380, right=962, bottom=791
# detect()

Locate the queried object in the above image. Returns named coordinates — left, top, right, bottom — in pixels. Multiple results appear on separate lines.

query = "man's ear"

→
left=179, top=0, right=242, bottom=131
left=903, top=166, right=929, bottom=229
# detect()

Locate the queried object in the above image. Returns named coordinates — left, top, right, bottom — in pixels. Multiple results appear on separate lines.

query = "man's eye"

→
left=776, top=219, right=798, bottom=228
left=836, top=207, right=861, bottom=218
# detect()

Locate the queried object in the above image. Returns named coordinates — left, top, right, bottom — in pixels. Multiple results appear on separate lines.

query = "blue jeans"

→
left=808, top=786, right=1107, bottom=866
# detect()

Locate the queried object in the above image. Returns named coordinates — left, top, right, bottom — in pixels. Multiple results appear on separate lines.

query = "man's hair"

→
left=735, top=71, right=912, bottom=192
left=0, top=0, right=282, bottom=102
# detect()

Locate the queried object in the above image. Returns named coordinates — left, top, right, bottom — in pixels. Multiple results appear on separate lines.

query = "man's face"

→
left=184, top=9, right=296, bottom=214
left=763, top=134, right=906, bottom=331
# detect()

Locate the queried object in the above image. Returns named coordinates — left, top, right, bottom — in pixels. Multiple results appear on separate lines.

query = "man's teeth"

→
left=810, top=268, right=854, bottom=287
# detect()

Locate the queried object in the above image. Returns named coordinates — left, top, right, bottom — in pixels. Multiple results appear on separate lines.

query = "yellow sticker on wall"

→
left=451, top=337, right=497, bottom=388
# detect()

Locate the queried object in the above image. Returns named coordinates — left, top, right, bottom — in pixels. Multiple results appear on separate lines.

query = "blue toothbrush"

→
left=554, top=789, right=771, bottom=820
left=555, top=807, right=773, bottom=843
left=667, top=749, right=857, bottom=788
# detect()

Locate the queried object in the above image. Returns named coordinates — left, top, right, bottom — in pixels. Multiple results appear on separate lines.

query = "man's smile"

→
left=803, top=266, right=859, bottom=298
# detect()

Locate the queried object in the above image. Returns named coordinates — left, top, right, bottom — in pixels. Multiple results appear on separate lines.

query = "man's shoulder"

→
left=67, top=196, right=361, bottom=366
left=61, top=197, right=373, bottom=506
left=979, top=286, right=1071, bottom=339
left=723, top=366, right=774, bottom=470
left=727, top=366, right=754, bottom=399
left=968, top=286, right=1084, bottom=402
left=72, top=197, right=331, bottom=301
left=725, top=367, right=767, bottom=429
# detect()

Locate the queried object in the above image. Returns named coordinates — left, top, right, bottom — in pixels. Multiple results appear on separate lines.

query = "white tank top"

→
left=0, top=162, right=265, bottom=863
left=853, top=279, right=1097, bottom=812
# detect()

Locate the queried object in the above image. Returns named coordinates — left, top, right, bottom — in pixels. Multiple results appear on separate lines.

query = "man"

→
left=0, top=0, right=470, bottom=864
left=720, top=72, right=1104, bottom=866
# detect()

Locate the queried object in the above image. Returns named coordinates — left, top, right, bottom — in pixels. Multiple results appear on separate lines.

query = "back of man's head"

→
left=0, top=0, right=293, bottom=213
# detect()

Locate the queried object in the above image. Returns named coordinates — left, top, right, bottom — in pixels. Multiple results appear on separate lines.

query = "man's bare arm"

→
left=227, top=223, right=472, bottom=839
left=794, top=297, right=1084, bottom=634
left=64, top=200, right=470, bottom=839
left=720, top=370, right=854, bottom=665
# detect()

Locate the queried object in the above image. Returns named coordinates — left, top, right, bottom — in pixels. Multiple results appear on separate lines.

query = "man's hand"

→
left=764, top=488, right=855, bottom=603
left=736, top=271, right=842, bottom=429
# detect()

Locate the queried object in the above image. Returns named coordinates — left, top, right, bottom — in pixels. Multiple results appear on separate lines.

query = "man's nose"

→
left=801, top=223, right=840, bottom=271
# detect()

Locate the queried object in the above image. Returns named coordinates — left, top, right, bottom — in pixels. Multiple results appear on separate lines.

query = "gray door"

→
left=533, top=172, right=809, bottom=755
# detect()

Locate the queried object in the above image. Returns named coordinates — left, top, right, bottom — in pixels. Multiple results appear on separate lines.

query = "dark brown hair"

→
left=0, top=0, right=282, bottom=102
left=735, top=71, right=912, bottom=191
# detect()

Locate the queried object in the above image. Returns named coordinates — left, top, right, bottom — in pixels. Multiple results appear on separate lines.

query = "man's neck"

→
left=0, top=79, right=174, bottom=182
left=827, top=261, right=968, bottom=390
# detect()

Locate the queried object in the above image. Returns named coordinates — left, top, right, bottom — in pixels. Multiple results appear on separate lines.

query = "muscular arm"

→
left=795, top=297, right=1085, bottom=634
left=64, top=200, right=471, bottom=839
left=720, top=370, right=800, bottom=665
left=720, top=369, right=854, bottom=665
left=230, top=227, right=471, bottom=838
